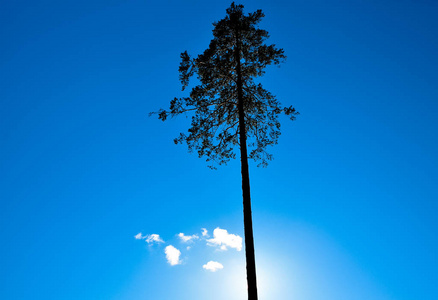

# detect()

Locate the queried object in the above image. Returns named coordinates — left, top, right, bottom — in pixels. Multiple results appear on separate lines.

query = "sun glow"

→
left=224, top=253, right=292, bottom=300
left=225, top=261, right=247, bottom=300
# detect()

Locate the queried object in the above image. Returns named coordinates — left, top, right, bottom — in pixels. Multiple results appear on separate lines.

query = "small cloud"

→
left=178, top=233, right=199, bottom=243
left=203, top=261, right=224, bottom=272
left=146, top=234, right=164, bottom=244
left=134, top=232, right=144, bottom=240
left=186, top=246, right=191, bottom=250
left=207, top=228, right=242, bottom=251
left=201, top=228, right=209, bottom=237
left=165, top=245, right=181, bottom=266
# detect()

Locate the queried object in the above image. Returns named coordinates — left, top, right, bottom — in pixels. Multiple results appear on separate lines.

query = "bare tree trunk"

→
left=236, top=30, right=259, bottom=300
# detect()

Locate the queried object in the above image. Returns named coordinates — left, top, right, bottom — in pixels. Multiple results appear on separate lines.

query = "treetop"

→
left=152, top=2, right=298, bottom=168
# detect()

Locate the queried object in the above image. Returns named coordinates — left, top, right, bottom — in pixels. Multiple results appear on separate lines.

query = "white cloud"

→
left=203, top=261, right=224, bottom=272
left=178, top=233, right=199, bottom=243
left=207, top=228, right=242, bottom=251
left=201, top=228, right=209, bottom=237
left=165, top=245, right=181, bottom=266
left=134, top=232, right=144, bottom=240
left=145, top=234, right=164, bottom=244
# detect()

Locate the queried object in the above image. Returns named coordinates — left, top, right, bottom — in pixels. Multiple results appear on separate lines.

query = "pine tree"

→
left=152, top=3, right=298, bottom=299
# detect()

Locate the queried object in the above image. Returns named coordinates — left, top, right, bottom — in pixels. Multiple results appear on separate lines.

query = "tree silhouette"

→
left=152, top=3, right=298, bottom=299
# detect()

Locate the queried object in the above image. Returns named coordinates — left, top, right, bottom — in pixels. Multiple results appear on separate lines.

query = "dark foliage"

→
left=152, top=2, right=298, bottom=168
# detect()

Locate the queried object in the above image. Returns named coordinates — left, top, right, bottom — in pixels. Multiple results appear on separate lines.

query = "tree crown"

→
left=153, top=2, right=298, bottom=168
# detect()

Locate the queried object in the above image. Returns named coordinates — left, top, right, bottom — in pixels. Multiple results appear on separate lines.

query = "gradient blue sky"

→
left=1, top=0, right=437, bottom=299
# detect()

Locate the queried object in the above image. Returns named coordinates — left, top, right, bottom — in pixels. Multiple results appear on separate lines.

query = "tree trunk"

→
left=236, top=31, right=259, bottom=300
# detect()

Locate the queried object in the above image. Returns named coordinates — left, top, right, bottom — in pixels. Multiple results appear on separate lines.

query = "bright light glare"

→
left=257, top=257, right=288, bottom=300
left=224, top=254, right=292, bottom=300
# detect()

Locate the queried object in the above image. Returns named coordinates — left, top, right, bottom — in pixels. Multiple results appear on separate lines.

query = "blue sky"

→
left=1, top=0, right=437, bottom=299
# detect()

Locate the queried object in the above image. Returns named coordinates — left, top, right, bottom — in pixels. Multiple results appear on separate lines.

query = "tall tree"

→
left=152, top=3, right=298, bottom=299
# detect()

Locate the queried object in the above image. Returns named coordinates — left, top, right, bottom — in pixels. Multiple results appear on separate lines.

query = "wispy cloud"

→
left=145, top=234, right=164, bottom=244
left=178, top=233, right=199, bottom=243
left=201, top=228, right=209, bottom=237
left=203, top=261, right=224, bottom=272
left=207, top=228, right=242, bottom=251
left=165, top=245, right=181, bottom=266
left=134, top=232, right=144, bottom=240
left=134, top=233, right=164, bottom=243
